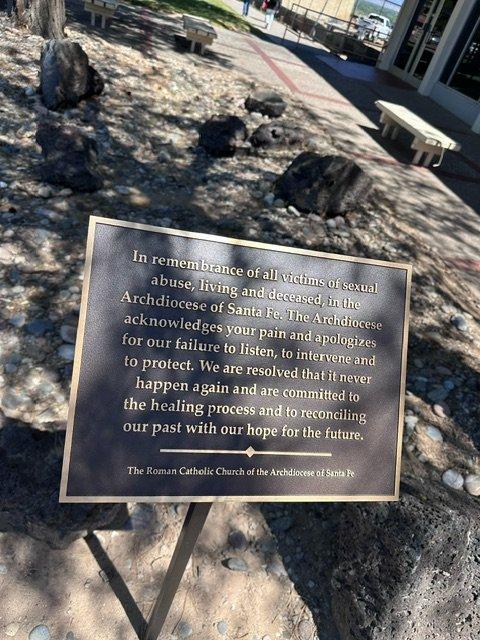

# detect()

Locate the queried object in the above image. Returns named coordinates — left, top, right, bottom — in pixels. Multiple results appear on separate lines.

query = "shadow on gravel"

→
left=261, top=502, right=343, bottom=640
left=65, top=0, right=238, bottom=70
left=1, top=9, right=479, bottom=640
left=86, top=532, right=147, bottom=637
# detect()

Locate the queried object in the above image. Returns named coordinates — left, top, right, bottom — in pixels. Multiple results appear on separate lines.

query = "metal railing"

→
left=278, top=2, right=388, bottom=65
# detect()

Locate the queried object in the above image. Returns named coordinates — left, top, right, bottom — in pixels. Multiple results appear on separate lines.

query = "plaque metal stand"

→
left=143, top=502, right=213, bottom=640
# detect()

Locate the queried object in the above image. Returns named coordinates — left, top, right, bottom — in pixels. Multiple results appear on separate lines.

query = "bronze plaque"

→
left=60, top=216, right=411, bottom=503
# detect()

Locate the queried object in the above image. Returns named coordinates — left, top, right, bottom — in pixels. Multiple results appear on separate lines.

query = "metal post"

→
left=143, top=502, right=213, bottom=640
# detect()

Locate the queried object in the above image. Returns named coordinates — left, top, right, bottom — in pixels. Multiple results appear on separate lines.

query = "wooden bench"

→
left=183, top=14, right=218, bottom=55
left=84, top=0, right=118, bottom=28
left=375, top=100, right=461, bottom=167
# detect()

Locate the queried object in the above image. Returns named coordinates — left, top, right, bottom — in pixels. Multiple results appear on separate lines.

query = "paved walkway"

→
left=220, top=0, right=480, bottom=297
left=67, top=0, right=480, bottom=297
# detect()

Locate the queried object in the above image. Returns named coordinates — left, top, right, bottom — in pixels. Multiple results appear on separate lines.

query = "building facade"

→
left=281, top=0, right=357, bottom=23
left=377, top=0, right=480, bottom=132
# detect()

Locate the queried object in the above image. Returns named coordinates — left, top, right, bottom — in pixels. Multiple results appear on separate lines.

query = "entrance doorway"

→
left=393, top=0, right=457, bottom=85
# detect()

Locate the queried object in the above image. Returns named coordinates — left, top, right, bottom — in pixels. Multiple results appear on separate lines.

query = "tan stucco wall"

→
left=281, top=0, right=357, bottom=21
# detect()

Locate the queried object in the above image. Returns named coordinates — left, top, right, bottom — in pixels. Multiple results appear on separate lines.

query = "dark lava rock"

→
left=245, top=89, right=286, bottom=118
left=270, top=515, right=294, bottom=534
left=275, top=152, right=372, bottom=217
left=40, top=39, right=104, bottom=111
left=249, top=122, right=305, bottom=148
left=36, top=121, right=103, bottom=192
left=331, top=475, right=480, bottom=639
left=228, top=529, right=248, bottom=551
left=0, top=422, right=124, bottom=549
left=198, top=115, right=248, bottom=157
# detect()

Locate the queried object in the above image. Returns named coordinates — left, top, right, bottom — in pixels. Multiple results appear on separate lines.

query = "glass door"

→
left=394, top=0, right=457, bottom=84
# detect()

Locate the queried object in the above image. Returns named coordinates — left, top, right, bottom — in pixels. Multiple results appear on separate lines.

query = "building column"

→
left=472, top=112, right=480, bottom=133
left=418, top=0, right=476, bottom=96
left=376, top=0, right=418, bottom=70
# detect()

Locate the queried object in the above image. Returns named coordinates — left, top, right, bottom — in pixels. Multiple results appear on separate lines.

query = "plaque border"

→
left=59, top=216, right=412, bottom=503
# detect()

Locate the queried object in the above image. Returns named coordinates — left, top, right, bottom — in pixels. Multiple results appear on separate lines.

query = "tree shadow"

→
left=65, top=0, right=239, bottom=70
left=0, top=7, right=479, bottom=640
left=130, top=0, right=252, bottom=33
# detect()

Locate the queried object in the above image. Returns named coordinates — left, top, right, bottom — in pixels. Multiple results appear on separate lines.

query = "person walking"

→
left=242, top=0, right=251, bottom=16
left=265, top=0, right=279, bottom=30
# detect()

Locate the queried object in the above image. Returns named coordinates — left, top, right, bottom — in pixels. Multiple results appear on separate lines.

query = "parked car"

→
left=356, top=13, right=392, bottom=41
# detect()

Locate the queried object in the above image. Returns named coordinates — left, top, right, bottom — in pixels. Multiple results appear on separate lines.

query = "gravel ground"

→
left=0, top=13, right=479, bottom=640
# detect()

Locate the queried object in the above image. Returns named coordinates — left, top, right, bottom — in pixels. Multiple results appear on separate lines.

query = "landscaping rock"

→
left=58, top=344, right=75, bottom=361
left=433, top=403, right=448, bottom=418
left=224, top=557, right=248, bottom=572
left=198, top=115, right=247, bottom=157
left=275, top=153, right=372, bottom=216
left=331, top=475, right=480, bottom=640
left=270, top=515, right=293, bottom=533
left=36, top=121, right=103, bottom=192
left=40, top=39, right=104, bottom=111
left=266, top=557, right=288, bottom=578
left=245, top=89, right=286, bottom=118
left=404, top=415, right=418, bottom=433
left=60, top=325, right=77, bottom=344
left=9, top=313, right=26, bottom=328
left=177, top=621, right=193, bottom=639
left=264, top=192, right=275, bottom=206
left=428, top=386, right=450, bottom=403
left=249, top=123, right=305, bottom=148
left=426, top=425, right=443, bottom=442
left=298, top=619, right=314, bottom=640
left=464, top=474, right=480, bottom=496
left=5, top=622, right=20, bottom=637
left=0, top=422, right=123, bottom=548
left=29, top=625, right=50, bottom=640
left=451, top=314, right=468, bottom=332
left=217, top=620, right=228, bottom=636
left=442, top=468, right=464, bottom=490
left=26, top=319, right=54, bottom=337
left=228, top=529, right=248, bottom=551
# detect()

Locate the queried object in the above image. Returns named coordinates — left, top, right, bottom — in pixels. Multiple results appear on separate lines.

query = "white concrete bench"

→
left=84, top=0, right=118, bottom=28
left=375, top=100, right=461, bottom=167
left=183, top=14, right=218, bottom=55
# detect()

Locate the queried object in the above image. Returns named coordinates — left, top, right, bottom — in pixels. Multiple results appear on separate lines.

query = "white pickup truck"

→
left=356, top=13, right=392, bottom=41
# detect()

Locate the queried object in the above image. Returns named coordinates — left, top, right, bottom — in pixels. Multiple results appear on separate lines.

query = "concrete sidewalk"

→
left=66, top=0, right=480, bottom=297
left=220, top=0, right=480, bottom=295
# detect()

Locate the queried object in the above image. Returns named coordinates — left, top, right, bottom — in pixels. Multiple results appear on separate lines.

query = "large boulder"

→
left=40, top=39, right=104, bottom=111
left=198, top=115, right=248, bottom=157
left=275, top=152, right=372, bottom=216
left=0, top=421, right=124, bottom=549
left=250, top=122, right=305, bottom=149
left=245, top=89, right=286, bottom=118
left=331, top=474, right=480, bottom=639
left=36, top=120, right=103, bottom=192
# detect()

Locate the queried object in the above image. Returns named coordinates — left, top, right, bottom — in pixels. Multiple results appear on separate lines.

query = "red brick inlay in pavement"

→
left=245, top=37, right=353, bottom=106
left=245, top=38, right=299, bottom=93
left=243, top=37, right=479, bottom=184
left=299, top=90, right=352, bottom=107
